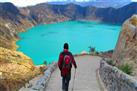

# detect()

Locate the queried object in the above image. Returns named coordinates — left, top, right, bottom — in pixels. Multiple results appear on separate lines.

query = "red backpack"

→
left=62, top=53, right=72, bottom=69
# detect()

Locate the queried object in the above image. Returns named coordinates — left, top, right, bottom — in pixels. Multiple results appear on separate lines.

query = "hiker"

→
left=58, top=43, right=77, bottom=91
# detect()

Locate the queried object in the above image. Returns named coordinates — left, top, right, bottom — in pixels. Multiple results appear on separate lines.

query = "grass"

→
left=118, top=63, right=133, bottom=75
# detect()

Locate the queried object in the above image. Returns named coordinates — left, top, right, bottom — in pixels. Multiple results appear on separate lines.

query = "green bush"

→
left=118, top=63, right=133, bottom=75
left=88, top=46, right=95, bottom=53
left=43, top=60, right=47, bottom=65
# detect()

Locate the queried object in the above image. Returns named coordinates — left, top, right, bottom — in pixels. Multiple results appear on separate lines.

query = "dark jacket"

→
left=58, top=49, right=77, bottom=76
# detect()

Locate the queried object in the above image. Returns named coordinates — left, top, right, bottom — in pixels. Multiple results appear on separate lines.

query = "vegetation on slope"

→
left=0, top=47, right=41, bottom=91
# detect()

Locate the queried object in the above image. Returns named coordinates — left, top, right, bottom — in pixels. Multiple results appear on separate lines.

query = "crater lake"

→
left=17, top=21, right=121, bottom=65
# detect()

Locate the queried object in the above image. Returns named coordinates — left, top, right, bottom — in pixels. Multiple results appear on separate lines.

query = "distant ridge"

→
left=0, top=2, right=20, bottom=21
left=0, top=2, right=136, bottom=24
left=25, top=2, right=137, bottom=24
left=47, top=1, right=131, bottom=8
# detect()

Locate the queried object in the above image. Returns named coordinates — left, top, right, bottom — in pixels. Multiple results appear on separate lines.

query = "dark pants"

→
left=62, top=74, right=71, bottom=91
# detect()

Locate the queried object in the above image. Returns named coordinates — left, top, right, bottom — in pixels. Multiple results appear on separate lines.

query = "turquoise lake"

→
left=17, top=21, right=121, bottom=65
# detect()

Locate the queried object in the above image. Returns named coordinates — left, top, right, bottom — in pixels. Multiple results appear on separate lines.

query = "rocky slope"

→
left=0, top=3, right=41, bottom=91
left=0, top=2, right=36, bottom=50
left=22, top=2, right=137, bottom=24
left=89, top=2, right=137, bottom=24
left=0, top=47, right=42, bottom=91
left=112, top=15, right=137, bottom=76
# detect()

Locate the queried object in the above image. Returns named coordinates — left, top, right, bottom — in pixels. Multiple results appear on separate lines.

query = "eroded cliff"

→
left=113, top=15, right=137, bottom=77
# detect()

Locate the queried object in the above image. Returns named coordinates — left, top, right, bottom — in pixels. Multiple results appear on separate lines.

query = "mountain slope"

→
left=0, top=3, right=41, bottom=91
left=0, top=2, right=36, bottom=50
left=0, top=2, right=20, bottom=21
left=90, top=2, right=137, bottom=23
left=22, top=2, right=137, bottom=24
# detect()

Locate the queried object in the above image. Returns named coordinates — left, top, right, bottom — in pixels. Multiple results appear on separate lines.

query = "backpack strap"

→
left=62, top=51, right=71, bottom=56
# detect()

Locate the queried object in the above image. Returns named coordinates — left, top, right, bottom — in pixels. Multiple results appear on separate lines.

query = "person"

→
left=58, top=43, right=77, bottom=91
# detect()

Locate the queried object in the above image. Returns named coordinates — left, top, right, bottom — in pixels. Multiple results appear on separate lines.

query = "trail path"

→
left=45, top=55, right=101, bottom=91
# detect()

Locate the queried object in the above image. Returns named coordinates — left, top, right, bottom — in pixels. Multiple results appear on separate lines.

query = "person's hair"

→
left=64, top=43, right=69, bottom=49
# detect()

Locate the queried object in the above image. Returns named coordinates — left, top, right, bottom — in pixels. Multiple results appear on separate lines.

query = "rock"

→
left=112, top=14, right=137, bottom=77
left=99, top=60, right=137, bottom=91
left=130, top=15, right=137, bottom=26
left=19, top=63, right=57, bottom=91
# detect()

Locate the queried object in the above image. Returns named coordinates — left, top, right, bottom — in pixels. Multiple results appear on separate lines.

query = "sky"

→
left=0, top=0, right=136, bottom=7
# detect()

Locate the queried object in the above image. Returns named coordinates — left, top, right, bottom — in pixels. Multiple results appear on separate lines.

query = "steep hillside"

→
left=23, top=2, right=137, bottom=24
left=0, top=3, right=20, bottom=21
left=0, top=47, right=41, bottom=91
left=0, top=3, right=41, bottom=91
left=89, top=2, right=137, bottom=24
left=20, top=3, right=71, bottom=24
left=112, top=15, right=137, bottom=76
left=0, top=3, right=36, bottom=50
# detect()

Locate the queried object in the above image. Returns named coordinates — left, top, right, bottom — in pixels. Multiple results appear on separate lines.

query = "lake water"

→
left=17, top=21, right=121, bottom=65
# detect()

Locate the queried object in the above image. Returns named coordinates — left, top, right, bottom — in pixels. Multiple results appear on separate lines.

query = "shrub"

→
left=118, top=63, right=133, bottom=75
left=88, top=46, right=95, bottom=53
left=43, top=60, right=47, bottom=65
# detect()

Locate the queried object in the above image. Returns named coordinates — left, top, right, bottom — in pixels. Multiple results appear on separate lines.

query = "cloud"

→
left=0, top=0, right=50, bottom=6
left=0, top=0, right=10, bottom=2
left=0, top=0, right=133, bottom=7
left=132, top=0, right=137, bottom=2
left=12, top=0, right=49, bottom=7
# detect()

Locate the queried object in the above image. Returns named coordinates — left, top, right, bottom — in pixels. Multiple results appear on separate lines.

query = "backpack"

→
left=62, top=53, right=72, bottom=69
